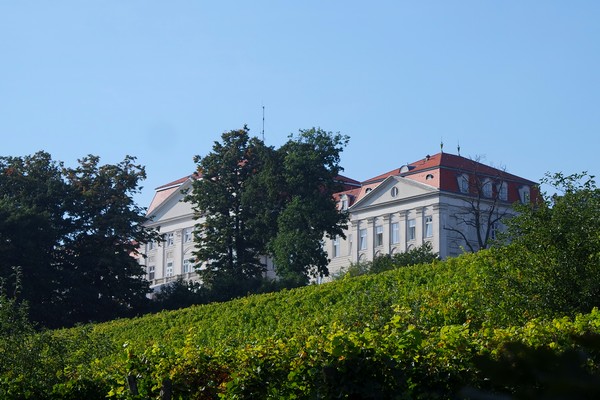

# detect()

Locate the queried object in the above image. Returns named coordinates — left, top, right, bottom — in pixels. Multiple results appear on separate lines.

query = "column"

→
left=382, top=214, right=391, bottom=255
left=366, top=218, right=375, bottom=261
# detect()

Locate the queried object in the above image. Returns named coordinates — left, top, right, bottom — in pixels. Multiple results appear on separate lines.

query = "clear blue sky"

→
left=2, top=1, right=599, bottom=207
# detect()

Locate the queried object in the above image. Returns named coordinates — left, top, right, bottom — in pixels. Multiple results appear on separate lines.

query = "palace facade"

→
left=138, top=152, right=535, bottom=287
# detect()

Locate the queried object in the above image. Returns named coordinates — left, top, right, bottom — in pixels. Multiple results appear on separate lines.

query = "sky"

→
left=1, top=1, right=599, bottom=207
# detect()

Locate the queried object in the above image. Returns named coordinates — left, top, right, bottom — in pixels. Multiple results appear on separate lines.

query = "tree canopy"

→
left=0, top=152, right=157, bottom=328
left=186, top=127, right=349, bottom=293
left=497, top=172, right=600, bottom=317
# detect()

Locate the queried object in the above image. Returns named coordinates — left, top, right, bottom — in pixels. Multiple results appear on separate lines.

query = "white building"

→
left=325, top=152, right=535, bottom=276
left=140, top=176, right=198, bottom=289
left=139, top=152, right=535, bottom=286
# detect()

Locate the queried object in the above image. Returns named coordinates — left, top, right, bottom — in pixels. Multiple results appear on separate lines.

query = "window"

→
left=490, top=223, right=498, bottom=240
left=166, top=232, right=174, bottom=247
left=332, top=236, right=340, bottom=257
left=408, top=219, right=416, bottom=241
left=148, top=265, right=155, bottom=280
left=340, top=195, right=349, bottom=210
left=426, top=174, right=434, bottom=181
left=458, top=174, right=469, bottom=193
left=166, top=261, right=174, bottom=277
left=391, top=222, right=400, bottom=244
left=498, top=182, right=508, bottom=201
left=519, top=186, right=531, bottom=203
left=359, top=228, right=367, bottom=250
left=183, top=228, right=193, bottom=243
left=183, top=258, right=194, bottom=273
left=482, top=179, right=492, bottom=198
left=424, top=215, right=433, bottom=238
left=390, top=187, right=399, bottom=197
left=375, top=225, right=383, bottom=247
left=147, top=241, right=154, bottom=251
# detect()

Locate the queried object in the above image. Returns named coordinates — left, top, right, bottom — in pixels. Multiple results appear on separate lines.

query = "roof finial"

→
left=262, top=104, right=265, bottom=142
left=440, top=138, right=444, bottom=153
left=457, top=141, right=461, bottom=156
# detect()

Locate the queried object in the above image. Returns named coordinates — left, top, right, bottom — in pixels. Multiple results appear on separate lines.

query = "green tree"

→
left=269, top=128, right=349, bottom=285
left=60, top=155, right=157, bottom=325
left=0, top=152, right=156, bottom=328
left=500, top=171, right=600, bottom=316
left=0, top=152, right=70, bottom=326
left=187, top=127, right=349, bottom=293
left=187, top=127, right=269, bottom=298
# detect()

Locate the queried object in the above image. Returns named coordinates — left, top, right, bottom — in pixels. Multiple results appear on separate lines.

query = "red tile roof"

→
left=155, top=173, right=200, bottom=191
left=347, top=152, right=536, bottom=205
left=363, top=152, right=534, bottom=186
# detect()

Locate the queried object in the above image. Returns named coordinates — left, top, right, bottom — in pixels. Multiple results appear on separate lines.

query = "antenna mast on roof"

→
left=440, top=138, right=444, bottom=153
left=457, top=141, right=461, bottom=156
left=262, top=105, right=265, bottom=142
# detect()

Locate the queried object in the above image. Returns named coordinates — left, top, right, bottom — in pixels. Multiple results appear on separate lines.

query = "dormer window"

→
left=497, top=182, right=508, bottom=201
left=482, top=179, right=493, bottom=198
left=519, top=186, right=531, bottom=203
left=457, top=174, right=469, bottom=193
left=340, top=194, right=349, bottom=210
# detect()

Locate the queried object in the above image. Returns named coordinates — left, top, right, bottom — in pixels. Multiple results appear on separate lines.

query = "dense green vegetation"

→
left=2, top=244, right=600, bottom=399
left=1, top=171, right=598, bottom=398
left=333, top=242, right=439, bottom=279
left=0, top=152, right=159, bottom=328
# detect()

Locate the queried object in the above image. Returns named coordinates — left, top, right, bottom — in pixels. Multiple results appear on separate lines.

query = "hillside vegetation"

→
left=2, top=246, right=600, bottom=399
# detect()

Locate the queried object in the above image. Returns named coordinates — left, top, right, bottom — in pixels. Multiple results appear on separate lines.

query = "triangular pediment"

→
left=350, top=176, right=438, bottom=211
left=145, top=179, right=195, bottom=225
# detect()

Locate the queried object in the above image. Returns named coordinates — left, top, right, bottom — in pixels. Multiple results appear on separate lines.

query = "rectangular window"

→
left=183, top=258, right=193, bottom=273
left=166, top=232, right=174, bottom=247
left=166, top=261, right=174, bottom=277
left=458, top=174, right=469, bottom=193
left=375, top=225, right=383, bottom=247
left=408, top=219, right=416, bottom=241
left=391, top=222, right=400, bottom=244
left=183, top=228, right=193, bottom=243
left=519, top=186, right=531, bottom=203
left=341, top=199, right=348, bottom=210
left=148, top=265, right=155, bottom=280
left=424, top=215, right=433, bottom=238
left=332, top=236, right=340, bottom=258
left=147, top=241, right=154, bottom=251
left=498, top=182, right=508, bottom=201
left=359, top=228, right=367, bottom=250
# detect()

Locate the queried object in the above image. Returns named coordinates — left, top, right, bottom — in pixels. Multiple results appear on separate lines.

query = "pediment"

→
left=350, top=176, right=438, bottom=211
left=146, top=179, right=194, bottom=224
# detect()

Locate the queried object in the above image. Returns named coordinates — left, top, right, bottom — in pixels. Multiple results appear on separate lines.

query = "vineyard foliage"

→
left=2, top=247, right=600, bottom=398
